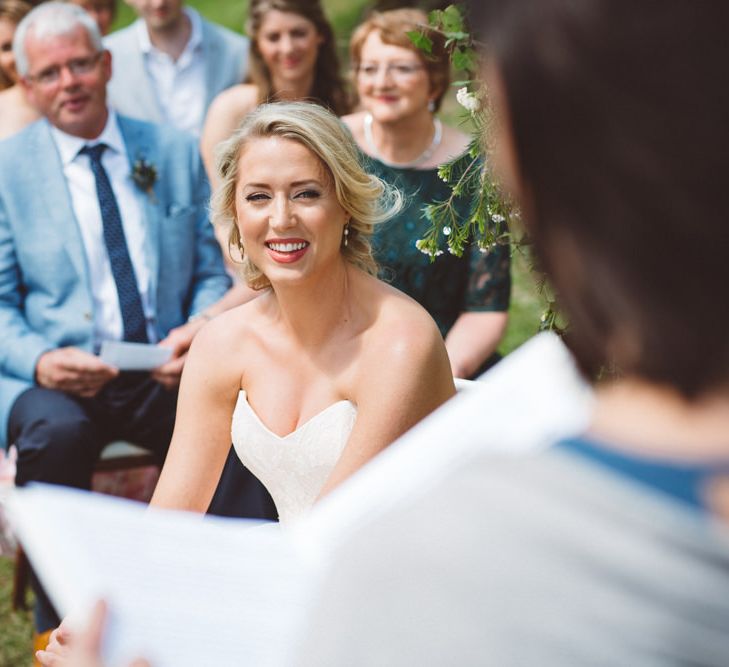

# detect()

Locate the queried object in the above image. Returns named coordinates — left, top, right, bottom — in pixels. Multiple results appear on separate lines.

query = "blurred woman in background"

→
left=0, top=0, right=38, bottom=139
left=200, top=0, right=348, bottom=189
left=343, top=8, right=511, bottom=379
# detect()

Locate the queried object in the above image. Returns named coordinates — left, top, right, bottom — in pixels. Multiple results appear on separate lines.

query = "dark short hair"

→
left=470, top=0, right=729, bottom=398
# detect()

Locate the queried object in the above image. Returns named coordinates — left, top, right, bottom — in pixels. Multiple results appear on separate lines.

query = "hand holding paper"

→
left=99, top=342, right=172, bottom=372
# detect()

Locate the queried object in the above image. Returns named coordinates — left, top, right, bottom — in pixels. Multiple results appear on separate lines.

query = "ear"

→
left=19, top=77, right=36, bottom=107
left=100, top=49, right=112, bottom=83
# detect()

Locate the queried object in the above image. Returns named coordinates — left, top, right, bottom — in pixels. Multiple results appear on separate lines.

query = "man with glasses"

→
left=0, top=1, right=230, bottom=644
left=104, top=0, right=248, bottom=136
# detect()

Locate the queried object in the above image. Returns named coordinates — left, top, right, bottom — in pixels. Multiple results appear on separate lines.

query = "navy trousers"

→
left=9, top=373, right=178, bottom=631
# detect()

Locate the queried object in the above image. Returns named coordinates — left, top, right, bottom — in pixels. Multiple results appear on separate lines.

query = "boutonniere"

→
left=132, top=155, right=158, bottom=199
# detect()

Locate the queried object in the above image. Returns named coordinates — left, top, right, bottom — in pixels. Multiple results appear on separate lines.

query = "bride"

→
left=150, top=101, right=456, bottom=524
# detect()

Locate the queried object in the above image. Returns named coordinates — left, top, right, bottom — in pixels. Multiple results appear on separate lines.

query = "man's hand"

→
left=35, top=348, right=118, bottom=397
left=152, top=319, right=206, bottom=390
left=36, top=601, right=150, bottom=667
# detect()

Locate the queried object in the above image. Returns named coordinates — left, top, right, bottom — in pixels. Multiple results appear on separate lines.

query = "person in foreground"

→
left=1, top=0, right=229, bottom=642
left=293, top=0, right=729, bottom=663
left=153, top=101, right=455, bottom=525
left=40, top=0, right=729, bottom=664
left=343, top=9, right=511, bottom=378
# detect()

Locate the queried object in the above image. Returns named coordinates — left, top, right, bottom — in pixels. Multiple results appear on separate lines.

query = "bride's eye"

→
left=245, top=192, right=270, bottom=202
left=295, top=189, right=320, bottom=200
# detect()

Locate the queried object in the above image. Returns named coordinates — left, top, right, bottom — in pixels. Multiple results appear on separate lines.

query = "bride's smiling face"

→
left=234, top=136, right=349, bottom=285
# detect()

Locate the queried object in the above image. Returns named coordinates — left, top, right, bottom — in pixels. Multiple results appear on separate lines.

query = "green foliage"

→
left=408, top=4, right=557, bottom=336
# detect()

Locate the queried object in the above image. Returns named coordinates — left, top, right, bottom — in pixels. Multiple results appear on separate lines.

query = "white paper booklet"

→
left=99, top=341, right=172, bottom=371
left=7, top=487, right=313, bottom=667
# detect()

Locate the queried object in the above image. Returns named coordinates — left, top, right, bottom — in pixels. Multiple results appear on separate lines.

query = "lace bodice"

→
left=232, top=391, right=357, bottom=525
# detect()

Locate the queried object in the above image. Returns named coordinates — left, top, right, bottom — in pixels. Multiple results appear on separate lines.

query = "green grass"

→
left=0, top=556, right=33, bottom=667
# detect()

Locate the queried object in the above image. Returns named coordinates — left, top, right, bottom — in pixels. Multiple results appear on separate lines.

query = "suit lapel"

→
left=32, top=122, right=90, bottom=286
left=201, top=20, right=223, bottom=108
left=125, top=23, right=165, bottom=122
left=118, top=117, right=162, bottom=300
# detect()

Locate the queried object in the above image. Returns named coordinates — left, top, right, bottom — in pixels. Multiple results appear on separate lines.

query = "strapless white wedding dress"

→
left=232, top=390, right=357, bottom=525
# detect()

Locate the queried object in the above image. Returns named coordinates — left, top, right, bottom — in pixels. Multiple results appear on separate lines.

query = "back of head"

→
left=349, top=8, right=450, bottom=111
left=246, top=0, right=348, bottom=115
left=212, top=101, right=400, bottom=289
left=13, top=0, right=101, bottom=77
left=470, top=0, right=729, bottom=397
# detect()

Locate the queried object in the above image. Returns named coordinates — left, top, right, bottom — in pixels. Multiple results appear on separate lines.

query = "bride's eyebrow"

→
left=240, top=179, right=324, bottom=189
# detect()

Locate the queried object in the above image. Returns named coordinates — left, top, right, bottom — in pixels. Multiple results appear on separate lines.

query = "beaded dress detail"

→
left=232, top=391, right=357, bottom=525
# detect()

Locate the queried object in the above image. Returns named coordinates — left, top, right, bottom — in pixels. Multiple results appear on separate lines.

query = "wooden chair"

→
left=12, top=441, right=158, bottom=611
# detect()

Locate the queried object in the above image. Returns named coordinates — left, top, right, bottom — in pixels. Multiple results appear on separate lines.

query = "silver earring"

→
left=343, top=223, right=350, bottom=247
left=428, top=100, right=435, bottom=113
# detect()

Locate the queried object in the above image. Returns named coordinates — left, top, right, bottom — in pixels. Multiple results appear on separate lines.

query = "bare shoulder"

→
left=207, top=84, right=260, bottom=124
left=360, top=277, right=451, bottom=383
left=185, top=294, right=270, bottom=384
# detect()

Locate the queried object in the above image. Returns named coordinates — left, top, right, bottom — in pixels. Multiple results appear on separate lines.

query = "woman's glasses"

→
left=356, top=62, right=425, bottom=82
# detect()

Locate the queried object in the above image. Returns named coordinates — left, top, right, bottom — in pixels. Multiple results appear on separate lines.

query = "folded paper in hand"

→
left=99, top=341, right=172, bottom=371
left=7, top=486, right=314, bottom=667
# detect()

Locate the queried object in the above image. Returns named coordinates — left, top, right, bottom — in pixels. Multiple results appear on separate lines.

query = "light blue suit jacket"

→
left=0, top=115, right=231, bottom=448
left=104, top=15, right=249, bottom=129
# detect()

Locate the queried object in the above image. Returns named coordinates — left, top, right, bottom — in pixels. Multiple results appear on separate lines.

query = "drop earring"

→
left=428, top=99, right=435, bottom=113
left=343, top=223, right=350, bottom=247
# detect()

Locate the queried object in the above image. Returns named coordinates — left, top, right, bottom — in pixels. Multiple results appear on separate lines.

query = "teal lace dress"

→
left=367, top=156, right=511, bottom=340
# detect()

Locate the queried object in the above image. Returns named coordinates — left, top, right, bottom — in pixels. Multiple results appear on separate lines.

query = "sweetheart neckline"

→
left=235, top=390, right=356, bottom=441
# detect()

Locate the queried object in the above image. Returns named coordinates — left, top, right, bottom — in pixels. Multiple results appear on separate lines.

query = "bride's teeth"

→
left=269, top=242, right=307, bottom=252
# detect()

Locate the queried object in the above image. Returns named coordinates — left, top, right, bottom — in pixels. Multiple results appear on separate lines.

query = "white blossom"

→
left=442, top=226, right=452, bottom=236
left=456, top=87, right=480, bottom=113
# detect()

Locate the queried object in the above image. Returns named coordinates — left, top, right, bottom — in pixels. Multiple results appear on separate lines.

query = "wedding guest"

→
left=63, top=0, right=116, bottom=35
left=149, top=101, right=455, bottom=525
left=343, top=9, right=510, bottom=379
left=2, top=0, right=229, bottom=647
left=104, top=0, right=248, bottom=136
left=0, top=0, right=39, bottom=139
left=200, top=0, right=348, bottom=190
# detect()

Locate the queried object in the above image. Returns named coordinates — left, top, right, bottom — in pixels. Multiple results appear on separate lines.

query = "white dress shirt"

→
left=136, top=7, right=206, bottom=136
left=51, top=110, right=157, bottom=347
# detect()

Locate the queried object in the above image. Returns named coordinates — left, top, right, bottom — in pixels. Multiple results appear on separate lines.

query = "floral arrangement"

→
left=407, top=5, right=514, bottom=259
left=409, top=5, right=558, bottom=331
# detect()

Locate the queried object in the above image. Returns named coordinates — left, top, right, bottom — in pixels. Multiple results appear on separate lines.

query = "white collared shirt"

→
left=136, top=7, right=206, bottom=136
left=51, top=110, right=157, bottom=347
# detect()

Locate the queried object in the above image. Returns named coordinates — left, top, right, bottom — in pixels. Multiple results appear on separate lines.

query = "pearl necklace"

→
left=363, top=112, right=443, bottom=169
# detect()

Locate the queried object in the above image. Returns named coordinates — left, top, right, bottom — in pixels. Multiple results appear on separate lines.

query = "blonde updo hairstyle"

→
left=212, top=101, right=401, bottom=290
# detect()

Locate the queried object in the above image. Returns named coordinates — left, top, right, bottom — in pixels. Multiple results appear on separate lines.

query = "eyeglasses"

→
left=356, top=62, right=425, bottom=82
left=26, top=52, right=103, bottom=87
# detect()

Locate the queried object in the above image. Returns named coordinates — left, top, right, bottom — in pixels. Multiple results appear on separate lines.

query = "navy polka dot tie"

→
left=81, top=143, right=149, bottom=343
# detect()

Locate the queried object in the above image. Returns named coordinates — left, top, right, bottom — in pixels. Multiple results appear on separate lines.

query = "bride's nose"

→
left=269, top=195, right=295, bottom=230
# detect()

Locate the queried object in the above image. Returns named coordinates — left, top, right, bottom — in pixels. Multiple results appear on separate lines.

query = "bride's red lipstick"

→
left=265, top=238, right=310, bottom=263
